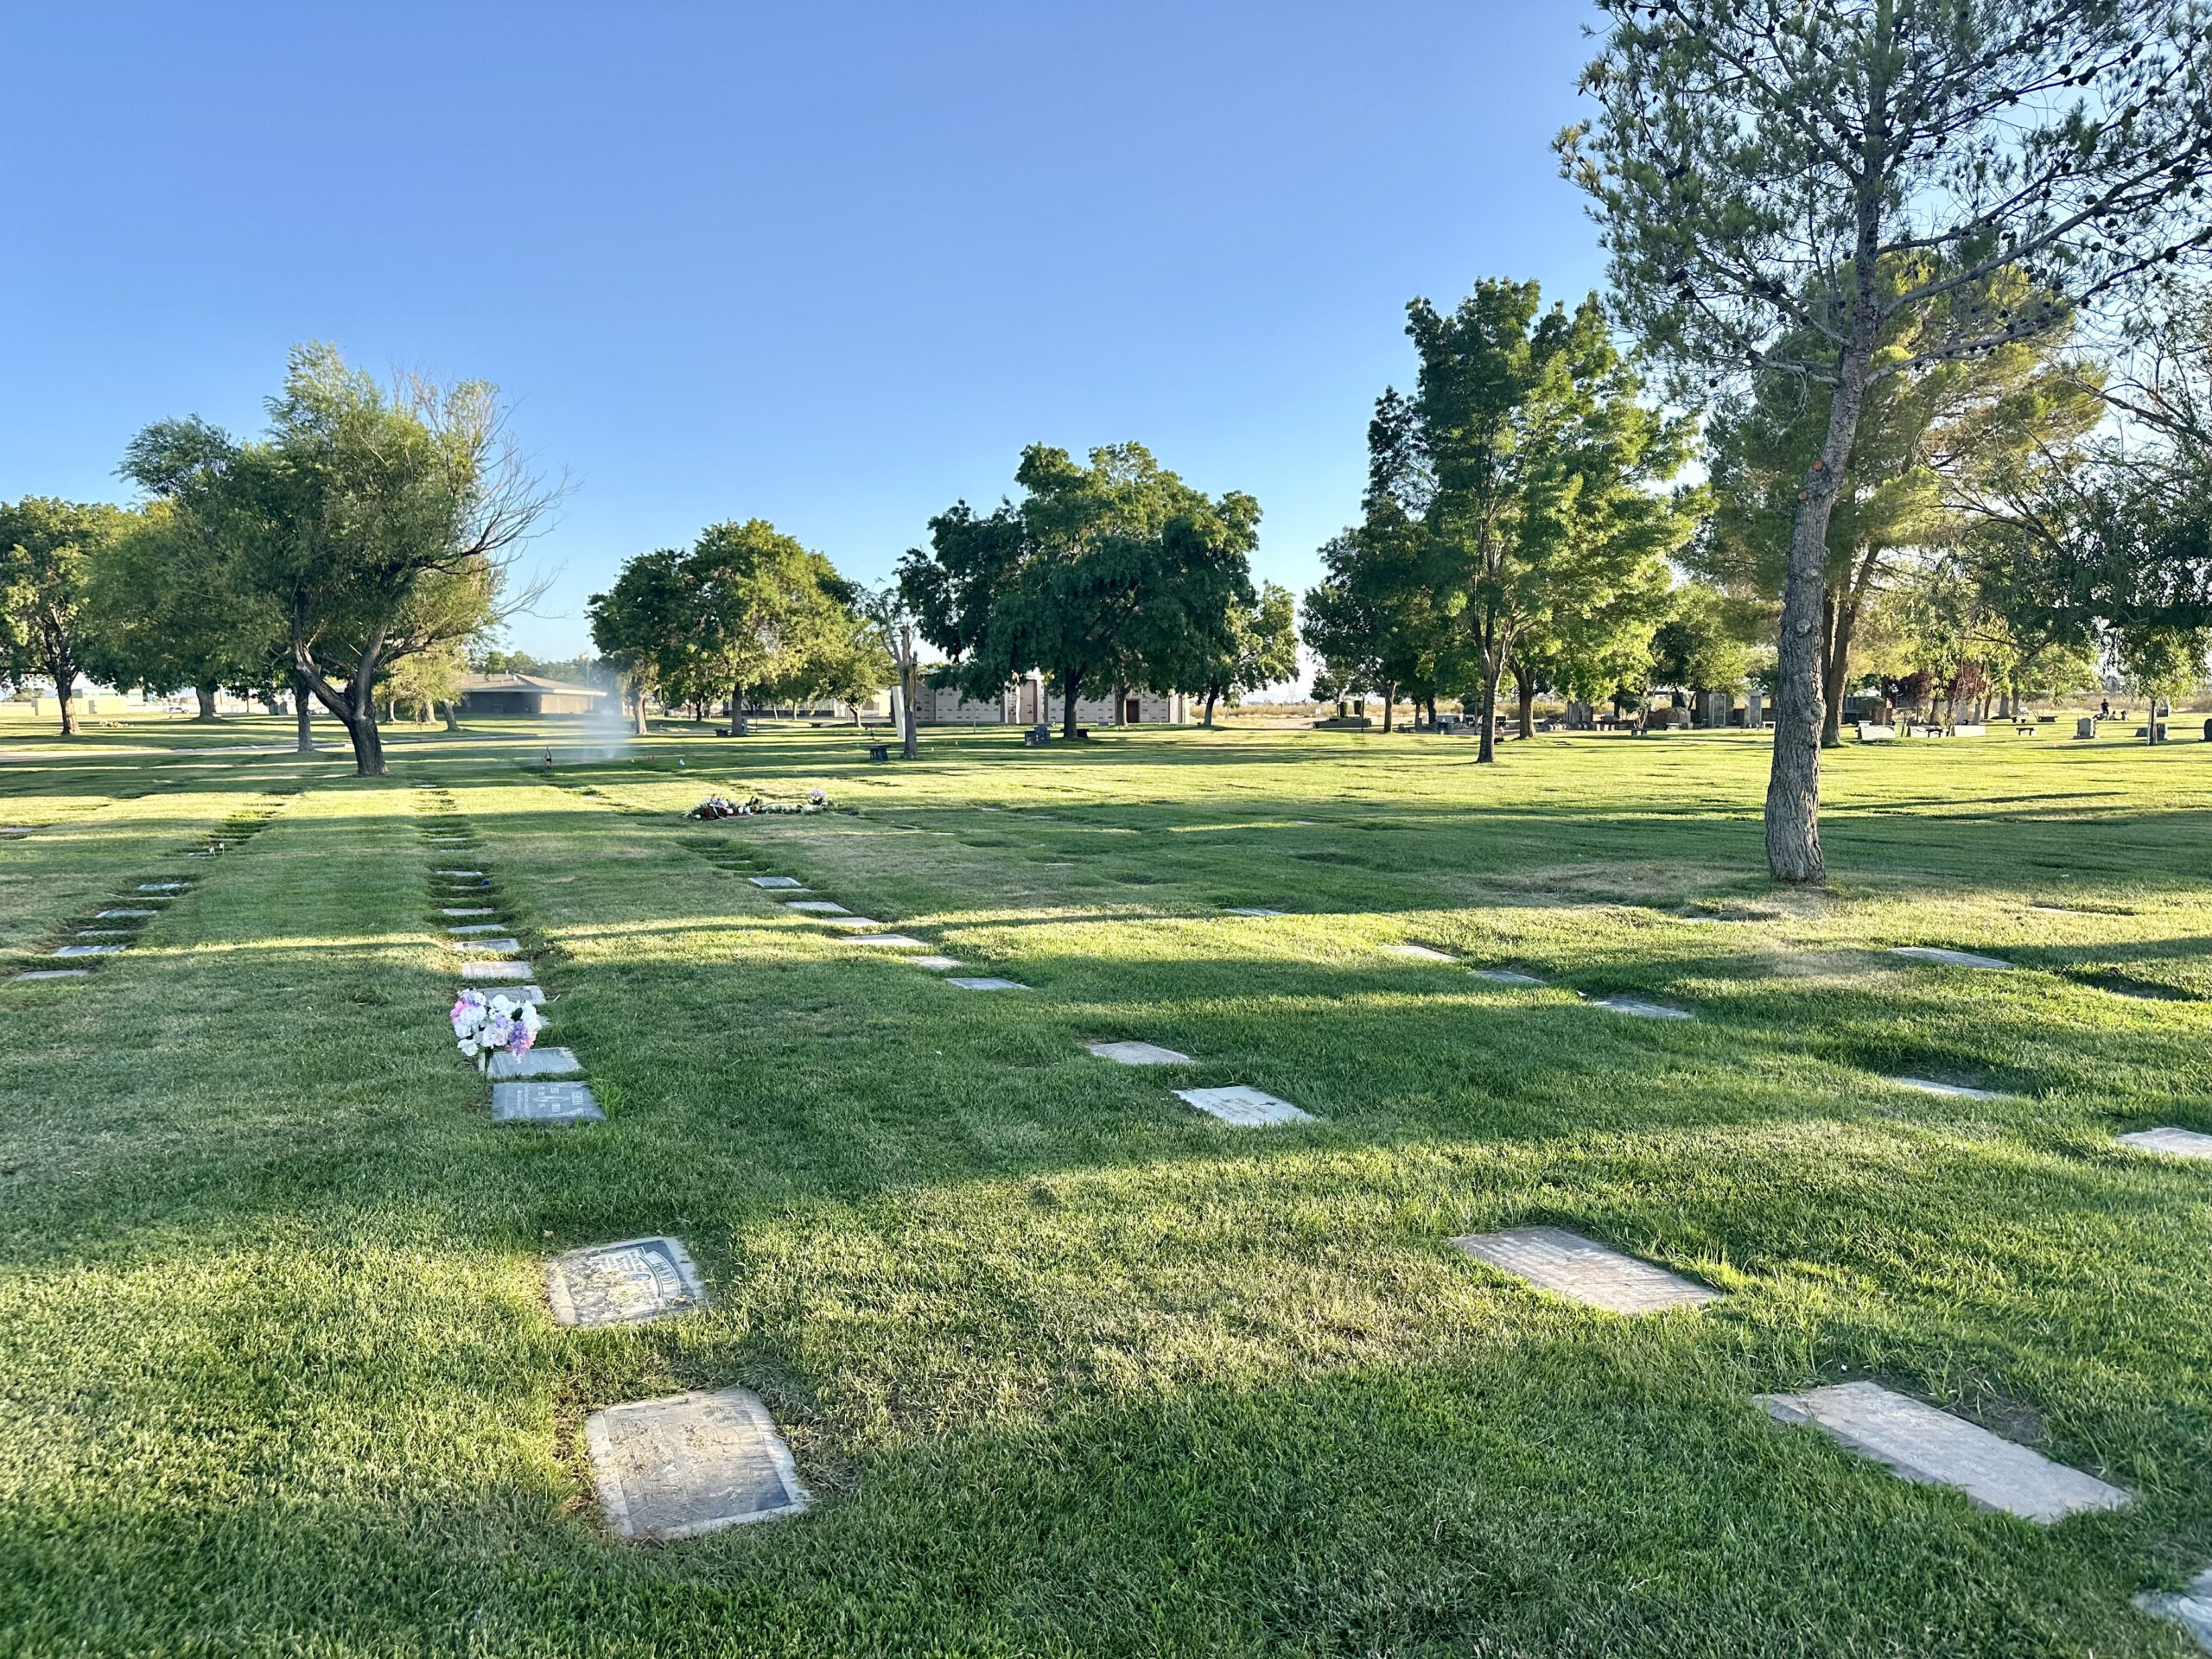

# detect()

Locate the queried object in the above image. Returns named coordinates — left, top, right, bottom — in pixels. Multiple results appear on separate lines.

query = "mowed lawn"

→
left=5, top=711, right=2212, bottom=1656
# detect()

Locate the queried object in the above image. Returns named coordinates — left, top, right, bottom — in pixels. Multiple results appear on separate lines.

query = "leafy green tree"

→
left=125, top=343, right=556, bottom=776
left=79, top=499, right=288, bottom=721
left=1376, top=281, right=1694, bottom=761
left=588, top=548, right=690, bottom=734
left=1565, top=0, right=2212, bottom=879
left=1188, top=581, right=1298, bottom=726
left=680, top=519, right=855, bottom=734
left=901, top=443, right=1258, bottom=739
left=0, top=498, right=134, bottom=736
left=857, top=584, right=926, bottom=757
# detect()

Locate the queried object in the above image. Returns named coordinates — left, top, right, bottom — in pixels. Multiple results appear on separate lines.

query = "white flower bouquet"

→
left=450, top=990, right=544, bottom=1071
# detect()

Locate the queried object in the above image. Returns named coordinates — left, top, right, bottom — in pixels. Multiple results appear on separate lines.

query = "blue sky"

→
left=0, top=2, right=1608, bottom=664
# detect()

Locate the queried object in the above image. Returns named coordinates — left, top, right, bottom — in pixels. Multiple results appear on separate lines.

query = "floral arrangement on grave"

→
left=450, top=991, right=544, bottom=1071
left=687, top=789, right=830, bottom=819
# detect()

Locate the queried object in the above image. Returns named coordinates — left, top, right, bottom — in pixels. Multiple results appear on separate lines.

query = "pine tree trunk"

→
left=194, top=681, right=219, bottom=721
left=1767, top=348, right=1872, bottom=882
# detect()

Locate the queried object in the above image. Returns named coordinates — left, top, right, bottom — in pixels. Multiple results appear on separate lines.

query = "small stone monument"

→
left=1174, top=1085, right=1313, bottom=1126
left=2117, top=1126, right=2212, bottom=1160
left=1088, top=1040, right=1193, bottom=1065
left=1452, top=1226, right=1716, bottom=1314
left=491, top=1080, right=602, bottom=1122
left=489, top=1046, right=582, bottom=1080
left=1890, top=946, right=2013, bottom=970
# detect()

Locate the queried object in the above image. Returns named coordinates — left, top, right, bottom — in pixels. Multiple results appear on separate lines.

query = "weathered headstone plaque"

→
left=1384, top=944, right=1455, bottom=962
left=1471, top=969, right=1543, bottom=986
left=547, top=1236, right=707, bottom=1327
left=1758, top=1381, right=2129, bottom=1523
left=748, top=876, right=805, bottom=888
left=488, top=1046, right=582, bottom=1080
left=453, top=937, right=522, bottom=954
left=137, top=882, right=188, bottom=892
left=98, top=908, right=158, bottom=918
left=1223, top=907, right=1285, bottom=918
left=432, top=868, right=485, bottom=878
left=784, top=900, right=849, bottom=912
left=820, top=916, right=885, bottom=930
left=462, top=961, right=535, bottom=982
left=14, top=969, right=90, bottom=981
left=447, top=923, right=508, bottom=935
left=948, top=976, right=1027, bottom=990
left=907, top=956, right=963, bottom=970
left=848, top=933, right=927, bottom=948
left=584, top=1387, right=808, bottom=1538
left=1888, top=1076, right=2004, bottom=1101
left=73, top=929, right=130, bottom=938
left=441, top=906, right=495, bottom=917
left=1452, top=1226, right=1715, bottom=1313
left=1089, top=1040, right=1192, bottom=1065
left=54, top=944, right=124, bottom=957
left=491, top=1080, right=602, bottom=1122
left=2135, top=1570, right=2212, bottom=1649
left=1891, top=946, right=2014, bottom=970
left=1596, top=997, right=1694, bottom=1020
left=2118, top=1126, right=2212, bottom=1160
left=1174, top=1084, right=1313, bottom=1126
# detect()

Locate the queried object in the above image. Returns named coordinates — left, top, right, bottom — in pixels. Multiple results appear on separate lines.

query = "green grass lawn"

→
left=6, top=708, right=2212, bottom=1655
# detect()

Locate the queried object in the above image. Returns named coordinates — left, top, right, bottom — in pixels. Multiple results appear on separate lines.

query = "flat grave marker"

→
left=73, top=929, right=130, bottom=938
left=1888, top=1077, right=2005, bottom=1101
left=907, top=956, right=962, bottom=970
left=459, top=982, right=543, bottom=1006
left=53, top=944, right=124, bottom=957
left=462, top=961, right=535, bottom=982
left=98, top=908, right=158, bottom=918
left=1596, top=996, right=1694, bottom=1020
left=820, top=916, right=885, bottom=930
left=1758, top=1380, right=2128, bottom=1523
left=489, top=1046, right=582, bottom=1080
left=1223, top=907, right=1285, bottom=918
left=1384, top=944, right=1456, bottom=962
left=948, top=976, right=1027, bottom=991
left=1891, top=946, right=2014, bottom=971
left=848, top=933, right=927, bottom=949
left=1175, top=1084, right=1313, bottom=1127
left=441, top=906, right=495, bottom=917
left=2135, top=1571, right=2212, bottom=1651
left=548, top=1236, right=707, bottom=1327
left=784, top=901, right=849, bottom=913
left=13, top=969, right=90, bottom=981
left=453, top=937, right=522, bottom=954
left=748, top=876, right=805, bottom=888
left=1089, top=1040, right=1192, bottom=1065
left=2117, top=1127, right=2212, bottom=1161
left=1452, top=1226, right=1716, bottom=1314
left=137, top=882, right=188, bottom=893
left=432, top=868, right=485, bottom=878
left=1471, top=969, right=1544, bottom=986
left=491, top=1080, right=602, bottom=1123
left=584, top=1388, right=808, bottom=1538
left=447, top=923, right=508, bottom=936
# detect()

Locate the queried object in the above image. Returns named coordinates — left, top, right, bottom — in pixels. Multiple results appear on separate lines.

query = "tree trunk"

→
left=292, top=671, right=315, bottom=752
left=1063, top=669, right=1082, bottom=741
left=898, top=629, right=920, bottom=760
left=1516, top=677, right=1535, bottom=740
left=441, top=699, right=459, bottom=733
left=1767, top=347, right=1872, bottom=882
left=632, top=684, right=648, bottom=736
left=55, top=682, right=77, bottom=737
left=1477, top=663, right=1503, bottom=763
left=1382, top=683, right=1395, bottom=733
left=1203, top=689, right=1218, bottom=727
left=194, top=681, right=219, bottom=721
left=729, top=683, right=748, bottom=736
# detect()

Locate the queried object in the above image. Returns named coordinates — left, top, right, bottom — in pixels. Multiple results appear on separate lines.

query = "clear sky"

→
left=0, top=2, right=1609, bottom=664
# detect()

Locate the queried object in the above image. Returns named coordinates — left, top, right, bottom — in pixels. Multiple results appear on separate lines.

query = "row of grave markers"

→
left=423, top=814, right=2212, bottom=1639
left=10, top=798, right=290, bottom=984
